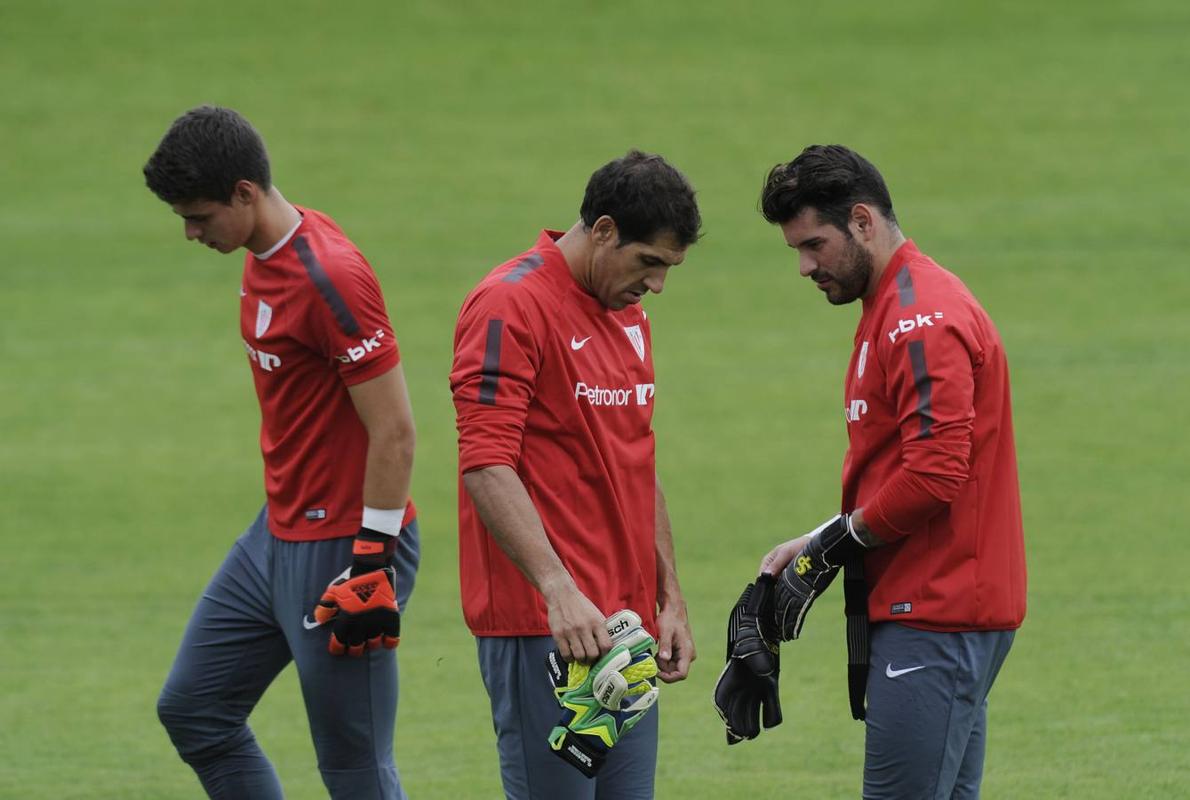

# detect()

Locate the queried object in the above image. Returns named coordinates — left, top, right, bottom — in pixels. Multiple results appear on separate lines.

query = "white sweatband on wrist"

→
left=362, top=505, right=406, bottom=537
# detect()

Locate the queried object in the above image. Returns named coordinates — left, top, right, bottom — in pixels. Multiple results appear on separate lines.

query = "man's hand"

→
left=655, top=601, right=696, bottom=683
left=772, top=514, right=867, bottom=641
left=713, top=575, right=782, bottom=744
left=313, top=527, right=401, bottom=656
left=543, top=578, right=613, bottom=664
left=758, top=534, right=814, bottom=578
left=545, top=610, right=660, bottom=777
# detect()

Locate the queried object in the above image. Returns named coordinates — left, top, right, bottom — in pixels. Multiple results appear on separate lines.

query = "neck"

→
left=864, top=224, right=908, bottom=298
left=245, top=188, right=301, bottom=254
left=554, top=220, right=594, bottom=291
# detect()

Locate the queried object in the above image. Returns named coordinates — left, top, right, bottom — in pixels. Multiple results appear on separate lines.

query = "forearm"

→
left=859, top=466, right=953, bottom=541
left=361, top=427, right=415, bottom=511
left=847, top=508, right=887, bottom=548
left=463, top=465, right=575, bottom=597
left=654, top=481, right=684, bottom=610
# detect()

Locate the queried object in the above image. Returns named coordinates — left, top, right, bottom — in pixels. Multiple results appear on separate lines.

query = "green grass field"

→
left=2, top=0, right=1188, bottom=797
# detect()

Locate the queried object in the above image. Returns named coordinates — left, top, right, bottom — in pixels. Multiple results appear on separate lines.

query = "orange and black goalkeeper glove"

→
left=313, top=527, right=401, bottom=656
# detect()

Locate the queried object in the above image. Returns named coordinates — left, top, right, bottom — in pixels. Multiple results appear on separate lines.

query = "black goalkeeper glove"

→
left=774, top=514, right=868, bottom=641
left=312, top=527, right=401, bottom=656
left=713, top=574, right=783, bottom=744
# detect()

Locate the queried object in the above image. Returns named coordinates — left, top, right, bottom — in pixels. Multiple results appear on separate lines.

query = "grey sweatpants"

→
left=157, top=506, right=420, bottom=799
left=477, top=635, right=660, bottom=800
left=863, top=622, right=1015, bottom=800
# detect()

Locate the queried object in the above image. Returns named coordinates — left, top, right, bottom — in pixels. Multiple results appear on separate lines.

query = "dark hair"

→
left=143, top=106, right=271, bottom=204
left=580, top=150, right=702, bottom=247
left=760, top=145, right=897, bottom=231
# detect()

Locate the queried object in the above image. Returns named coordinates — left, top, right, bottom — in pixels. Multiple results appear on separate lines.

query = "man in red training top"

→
left=451, top=150, right=701, bottom=799
left=716, top=144, right=1026, bottom=799
left=144, top=106, right=419, bottom=799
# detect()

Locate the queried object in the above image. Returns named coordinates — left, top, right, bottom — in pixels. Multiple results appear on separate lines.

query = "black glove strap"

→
left=352, top=526, right=396, bottom=574
left=843, top=558, right=869, bottom=721
left=550, top=729, right=606, bottom=778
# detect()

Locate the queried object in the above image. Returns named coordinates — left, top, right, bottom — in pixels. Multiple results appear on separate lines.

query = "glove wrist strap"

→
left=353, top=526, right=397, bottom=572
left=548, top=728, right=607, bottom=778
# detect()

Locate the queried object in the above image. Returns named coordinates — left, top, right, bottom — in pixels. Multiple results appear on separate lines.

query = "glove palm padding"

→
left=313, top=528, right=401, bottom=657
left=546, top=611, right=660, bottom=777
left=714, top=574, right=782, bottom=744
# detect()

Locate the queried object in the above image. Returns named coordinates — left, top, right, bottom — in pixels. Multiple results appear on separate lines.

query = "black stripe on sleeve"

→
left=293, top=235, right=361, bottom=336
left=907, top=340, right=934, bottom=438
left=896, top=265, right=916, bottom=308
left=501, top=253, right=544, bottom=284
left=478, top=319, right=504, bottom=405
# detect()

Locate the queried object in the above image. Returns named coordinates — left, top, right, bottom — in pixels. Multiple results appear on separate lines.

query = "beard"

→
left=820, top=236, right=873, bottom=305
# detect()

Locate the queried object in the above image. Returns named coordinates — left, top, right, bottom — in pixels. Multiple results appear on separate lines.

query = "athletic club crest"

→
left=255, top=300, right=273, bottom=339
left=622, top=324, right=645, bottom=362
left=857, top=340, right=869, bottom=379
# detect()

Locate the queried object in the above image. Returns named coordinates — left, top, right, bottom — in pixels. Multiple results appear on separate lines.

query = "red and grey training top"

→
left=451, top=231, right=659, bottom=638
left=239, top=206, right=414, bottom=541
left=843, top=240, right=1026, bottom=631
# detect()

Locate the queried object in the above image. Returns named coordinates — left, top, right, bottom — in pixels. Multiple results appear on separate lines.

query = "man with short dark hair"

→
left=450, top=150, right=701, bottom=799
left=717, top=144, right=1026, bottom=799
left=145, top=105, right=420, bottom=799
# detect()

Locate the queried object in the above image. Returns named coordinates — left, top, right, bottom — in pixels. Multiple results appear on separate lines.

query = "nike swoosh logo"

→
left=886, top=663, right=926, bottom=678
left=570, top=336, right=592, bottom=350
left=302, top=616, right=323, bottom=630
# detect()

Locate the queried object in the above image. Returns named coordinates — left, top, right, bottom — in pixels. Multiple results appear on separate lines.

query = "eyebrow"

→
left=790, top=236, right=824, bottom=249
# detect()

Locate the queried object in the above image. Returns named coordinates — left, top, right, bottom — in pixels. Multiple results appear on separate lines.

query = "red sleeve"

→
left=450, top=285, right=542, bottom=473
left=864, top=311, right=977, bottom=541
left=300, top=250, right=400, bottom=386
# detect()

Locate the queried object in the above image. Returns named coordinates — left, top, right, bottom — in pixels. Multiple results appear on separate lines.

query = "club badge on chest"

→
left=623, top=325, right=645, bottom=362
left=256, top=300, right=273, bottom=339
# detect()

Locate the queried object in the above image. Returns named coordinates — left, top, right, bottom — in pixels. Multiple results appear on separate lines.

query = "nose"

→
left=644, top=269, right=666, bottom=295
left=184, top=221, right=201, bottom=241
left=798, top=251, right=816, bottom=277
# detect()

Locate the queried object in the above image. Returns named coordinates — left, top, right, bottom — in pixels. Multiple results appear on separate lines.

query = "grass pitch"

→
left=1, top=1, right=1187, bottom=797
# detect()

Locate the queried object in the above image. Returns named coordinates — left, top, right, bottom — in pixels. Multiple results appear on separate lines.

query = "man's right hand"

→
left=543, top=579, right=613, bottom=663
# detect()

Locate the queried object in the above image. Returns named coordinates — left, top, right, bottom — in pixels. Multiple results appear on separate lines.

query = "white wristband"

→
left=362, top=505, right=405, bottom=537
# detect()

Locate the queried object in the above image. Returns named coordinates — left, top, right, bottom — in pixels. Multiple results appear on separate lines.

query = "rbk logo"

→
left=888, top=312, right=944, bottom=343
left=338, top=330, right=386, bottom=363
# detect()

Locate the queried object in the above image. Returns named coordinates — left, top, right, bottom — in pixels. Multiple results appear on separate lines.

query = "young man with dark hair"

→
left=450, top=150, right=701, bottom=799
left=716, top=144, right=1026, bottom=798
left=145, top=105, right=420, bottom=800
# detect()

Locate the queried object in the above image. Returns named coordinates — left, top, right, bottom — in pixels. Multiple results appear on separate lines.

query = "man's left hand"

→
left=655, top=602, right=696, bottom=682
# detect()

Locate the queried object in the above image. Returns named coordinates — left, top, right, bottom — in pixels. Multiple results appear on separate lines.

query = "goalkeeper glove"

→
left=545, top=610, right=660, bottom=777
left=312, top=527, right=401, bottom=657
left=713, top=574, right=782, bottom=744
left=773, top=514, right=867, bottom=641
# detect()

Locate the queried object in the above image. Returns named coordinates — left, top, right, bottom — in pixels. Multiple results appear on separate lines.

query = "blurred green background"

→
left=1, top=0, right=1187, bottom=797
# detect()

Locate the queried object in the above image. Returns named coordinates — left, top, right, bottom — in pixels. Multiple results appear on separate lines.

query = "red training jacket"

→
left=843, top=240, right=1026, bottom=630
left=451, top=231, right=660, bottom=637
left=240, top=206, right=415, bottom=540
